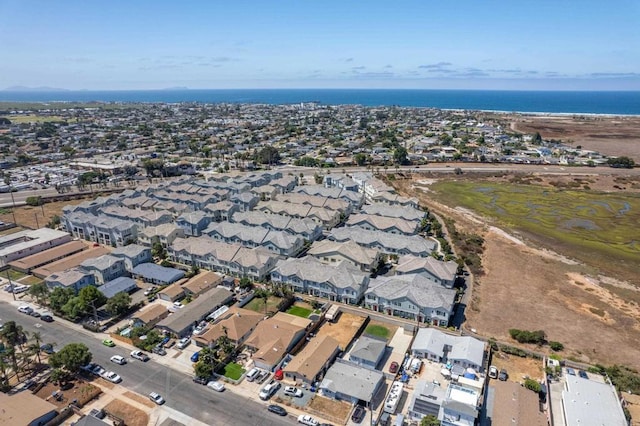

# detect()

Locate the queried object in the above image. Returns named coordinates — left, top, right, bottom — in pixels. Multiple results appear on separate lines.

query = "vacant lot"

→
left=395, top=174, right=640, bottom=370
left=244, top=295, right=282, bottom=315
left=317, top=312, right=367, bottom=350
left=511, top=114, right=640, bottom=161
left=490, top=352, right=544, bottom=383
left=0, top=198, right=85, bottom=230
left=104, top=399, right=148, bottom=426
left=308, top=395, right=352, bottom=425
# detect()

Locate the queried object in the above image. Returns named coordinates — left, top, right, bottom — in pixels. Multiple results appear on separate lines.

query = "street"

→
left=0, top=301, right=298, bottom=426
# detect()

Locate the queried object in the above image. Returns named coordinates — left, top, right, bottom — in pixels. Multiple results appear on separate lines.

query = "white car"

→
left=193, top=321, right=208, bottom=335
left=110, top=355, right=126, bottom=365
left=173, top=301, right=184, bottom=309
left=130, top=350, right=150, bottom=362
left=18, top=305, right=33, bottom=314
left=143, top=287, right=154, bottom=296
left=284, top=385, right=303, bottom=398
left=102, top=371, right=122, bottom=383
left=207, top=380, right=225, bottom=392
left=177, top=337, right=191, bottom=349
left=259, top=381, right=280, bottom=400
left=488, top=365, right=498, bottom=379
left=149, top=392, right=165, bottom=405
left=298, top=415, right=319, bottom=426
left=92, top=366, right=106, bottom=377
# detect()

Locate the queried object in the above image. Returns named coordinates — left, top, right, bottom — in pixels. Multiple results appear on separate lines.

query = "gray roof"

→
left=81, top=255, right=124, bottom=271
left=99, top=277, right=137, bottom=299
left=231, top=210, right=320, bottom=238
left=132, top=263, right=185, bottom=283
left=442, top=399, right=478, bottom=417
left=396, top=255, right=458, bottom=283
left=350, top=336, right=386, bottom=364
left=111, top=244, right=150, bottom=259
left=328, top=226, right=436, bottom=256
left=562, top=375, right=627, bottom=426
left=366, top=274, right=456, bottom=311
left=272, top=256, right=368, bottom=291
left=320, top=360, right=384, bottom=403
left=293, top=185, right=363, bottom=206
left=45, top=267, right=93, bottom=287
left=156, top=287, right=233, bottom=334
left=411, top=328, right=486, bottom=368
left=361, top=203, right=425, bottom=222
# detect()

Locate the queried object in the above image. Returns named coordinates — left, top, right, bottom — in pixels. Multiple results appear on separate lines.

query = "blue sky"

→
left=1, top=0, right=639, bottom=90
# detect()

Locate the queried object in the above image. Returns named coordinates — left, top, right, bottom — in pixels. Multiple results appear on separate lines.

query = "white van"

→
left=259, top=381, right=280, bottom=400
left=246, top=367, right=260, bottom=382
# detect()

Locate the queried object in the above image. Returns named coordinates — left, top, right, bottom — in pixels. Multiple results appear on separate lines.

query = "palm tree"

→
left=0, top=358, right=10, bottom=391
left=30, top=332, right=43, bottom=364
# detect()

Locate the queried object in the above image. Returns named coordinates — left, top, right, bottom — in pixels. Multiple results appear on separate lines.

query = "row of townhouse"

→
left=275, top=192, right=353, bottom=216
left=167, top=236, right=278, bottom=281
left=293, top=184, right=364, bottom=209
left=350, top=172, right=419, bottom=208
left=256, top=200, right=342, bottom=229
left=346, top=213, right=421, bottom=236
left=64, top=211, right=138, bottom=247
left=230, top=210, right=322, bottom=242
left=204, top=221, right=305, bottom=257
left=327, top=225, right=436, bottom=257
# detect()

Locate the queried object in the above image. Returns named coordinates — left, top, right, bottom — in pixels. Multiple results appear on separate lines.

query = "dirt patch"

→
left=308, top=395, right=352, bottom=425
left=104, top=399, right=149, bottom=426
left=0, top=199, right=86, bottom=230
left=35, top=379, right=101, bottom=408
left=511, top=115, right=640, bottom=161
left=624, top=393, right=640, bottom=426
left=123, top=391, right=156, bottom=408
left=316, top=312, right=367, bottom=350
left=491, top=354, right=544, bottom=383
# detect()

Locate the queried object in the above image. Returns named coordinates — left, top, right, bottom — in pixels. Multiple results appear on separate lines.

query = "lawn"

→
left=223, top=362, right=245, bottom=380
left=286, top=305, right=312, bottom=318
left=5, top=269, right=27, bottom=281
left=365, top=323, right=390, bottom=339
left=19, top=276, right=43, bottom=286
left=429, top=180, right=640, bottom=281
left=244, top=295, right=282, bottom=314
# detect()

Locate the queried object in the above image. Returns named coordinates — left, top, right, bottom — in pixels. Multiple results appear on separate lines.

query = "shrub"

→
left=26, top=196, right=42, bottom=206
left=549, top=341, right=564, bottom=351
left=524, top=379, right=541, bottom=393
left=508, top=328, right=546, bottom=345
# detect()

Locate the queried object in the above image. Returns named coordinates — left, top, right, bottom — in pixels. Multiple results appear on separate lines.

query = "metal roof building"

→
left=131, top=262, right=185, bottom=285
left=98, top=277, right=138, bottom=299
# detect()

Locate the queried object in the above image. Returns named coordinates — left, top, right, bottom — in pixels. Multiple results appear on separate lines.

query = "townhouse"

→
left=346, top=213, right=420, bottom=236
left=80, top=254, right=127, bottom=284
left=307, top=239, right=382, bottom=273
left=110, top=244, right=152, bottom=272
left=328, top=226, right=436, bottom=257
left=204, top=221, right=304, bottom=257
left=395, top=255, right=459, bottom=288
left=230, top=210, right=322, bottom=242
left=137, top=223, right=185, bottom=248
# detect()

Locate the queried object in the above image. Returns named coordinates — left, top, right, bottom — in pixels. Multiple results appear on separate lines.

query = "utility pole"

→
left=6, top=270, right=16, bottom=301
left=34, top=212, right=39, bottom=229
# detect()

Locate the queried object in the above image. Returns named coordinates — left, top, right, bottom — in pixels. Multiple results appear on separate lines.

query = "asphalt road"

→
left=0, top=301, right=298, bottom=426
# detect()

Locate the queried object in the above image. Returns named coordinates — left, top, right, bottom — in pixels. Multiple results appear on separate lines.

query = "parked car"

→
left=29, top=310, right=41, bottom=318
left=173, top=301, right=184, bottom=309
left=190, top=351, right=200, bottom=362
left=89, top=409, right=106, bottom=419
left=149, top=392, right=165, bottom=405
left=578, top=370, right=589, bottom=379
left=255, top=370, right=270, bottom=384
left=207, top=381, right=225, bottom=392
left=110, top=355, right=126, bottom=365
left=389, top=361, right=399, bottom=374
left=259, top=381, right=281, bottom=400
left=567, top=368, right=576, bottom=376
left=102, top=339, right=115, bottom=347
left=284, top=386, right=303, bottom=398
left=246, top=367, right=260, bottom=382
left=40, top=344, right=55, bottom=354
left=268, top=404, right=288, bottom=416
left=193, top=321, right=208, bottom=335
left=92, top=365, right=105, bottom=377
left=498, top=369, right=508, bottom=381
left=131, top=350, right=150, bottom=362
left=193, top=376, right=208, bottom=385
left=143, top=287, right=154, bottom=296
left=81, top=362, right=97, bottom=372
left=40, top=314, right=54, bottom=322
left=488, top=365, right=499, bottom=379
left=177, top=337, right=191, bottom=349
left=298, top=415, right=319, bottom=426
left=18, top=305, right=33, bottom=314
left=152, top=345, right=167, bottom=356
left=351, top=405, right=365, bottom=423
left=102, top=371, right=122, bottom=383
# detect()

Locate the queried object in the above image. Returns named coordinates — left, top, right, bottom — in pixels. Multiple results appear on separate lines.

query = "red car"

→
left=389, top=361, right=399, bottom=374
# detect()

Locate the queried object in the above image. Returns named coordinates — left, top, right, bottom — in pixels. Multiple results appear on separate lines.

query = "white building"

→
left=0, top=228, right=71, bottom=267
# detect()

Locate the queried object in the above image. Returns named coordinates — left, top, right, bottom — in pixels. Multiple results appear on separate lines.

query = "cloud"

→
left=62, top=57, right=93, bottom=64
left=418, top=62, right=452, bottom=69
left=343, top=57, right=354, bottom=63
left=452, top=68, right=490, bottom=78
left=590, top=72, right=640, bottom=78
left=350, top=71, right=395, bottom=79
left=351, top=66, right=366, bottom=71
left=210, top=56, right=238, bottom=63
left=427, top=68, right=455, bottom=74
left=384, top=64, right=393, bottom=69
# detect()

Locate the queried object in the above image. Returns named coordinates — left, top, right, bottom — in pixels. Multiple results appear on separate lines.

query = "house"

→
left=8, top=240, right=87, bottom=274
left=275, top=192, right=352, bottom=216
left=0, top=391, right=58, bottom=426
left=110, top=244, right=152, bottom=272
left=131, top=263, right=185, bottom=285
left=0, top=228, right=72, bottom=267
left=193, top=306, right=263, bottom=348
left=256, top=200, right=341, bottom=229
left=31, top=246, right=111, bottom=279
left=131, top=303, right=170, bottom=328
left=293, top=184, right=364, bottom=209
left=348, top=336, right=387, bottom=370
left=439, top=382, right=481, bottom=426
left=346, top=213, right=419, bottom=236
left=64, top=212, right=138, bottom=247
left=157, top=282, right=185, bottom=302
left=98, top=277, right=138, bottom=299
left=205, top=221, right=304, bottom=257
left=156, top=287, right=233, bottom=337
left=488, top=381, right=548, bottom=426
left=231, top=210, right=322, bottom=242
left=408, top=380, right=448, bottom=422
left=80, top=255, right=127, bottom=284
left=319, top=359, right=385, bottom=406
left=182, top=270, right=222, bottom=297
left=45, top=267, right=95, bottom=293
left=361, top=203, right=425, bottom=223
left=328, top=226, right=436, bottom=257
left=396, top=255, right=459, bottom=288
left=176, top=211, right=212, bottom=237
left=230, top=192, right=259, bottom=212
left=283, top=335, right=341, bottom=386
left=137, top=223, right=185, bottom=248
left=411, top=328, right=487, bottom=373
left=364, top=274, right=456, bottom=325
left=226, top=247, right=279, bottom=281
left=308, top=240, right=382, bottom=273
left=244, top=312, right=312, bottom=371
left=271, top=256, right=369, bottom=304
left=203, top=200, right=239, bottom=222
left=560, top=373, right=627, bottom=426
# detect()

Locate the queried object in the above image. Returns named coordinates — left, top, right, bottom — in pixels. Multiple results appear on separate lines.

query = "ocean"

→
left=0, top=89, right=639, bottom=115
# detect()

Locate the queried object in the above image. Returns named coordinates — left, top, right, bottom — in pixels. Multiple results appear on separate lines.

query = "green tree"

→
left=607, top=156, right=635, bottom=169
left=28, top=331, right=44, bottom=365
left=28, top=281, right=50, bottom=305
left=393, top=146, right=409, bottom=165
left=531, top=132, right=543, bottom=144
left=239, top=277, right=253, bottom=291
left=354, top=153, right=368, bottom=166
left=79, top=285, right=107, bottom=309
left=62, top=297, right=87, bottom=321
left=420, top=415, right=441, bottom=426
left=194, top=360, right=213, bottom=378
left=549, top=341, right=564, bottom=351
left=294, top=156, right=320, bottom=167
left=25, top=196, right=42, bottom=206
left=152, top=242, right=167, bottom=260
left=524, top=378, right=542, bottom=393
left=254, top=288, right=270, bottom=314
left=49, top=342, right=92, bottom=374
left=106, top=292, right=132, bottom=317
left=49, top=287, right=75, bottom=312
left=255, top=146, right=280, bottom=165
